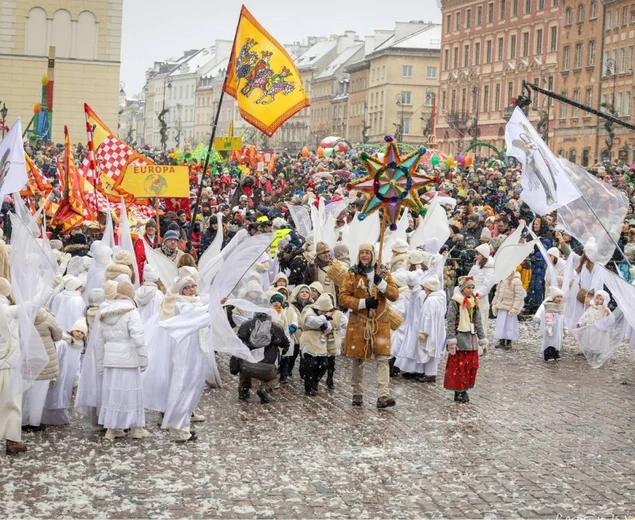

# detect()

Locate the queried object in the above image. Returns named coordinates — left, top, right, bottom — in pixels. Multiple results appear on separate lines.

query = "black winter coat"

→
left=237, top=315, right=290, bottom=364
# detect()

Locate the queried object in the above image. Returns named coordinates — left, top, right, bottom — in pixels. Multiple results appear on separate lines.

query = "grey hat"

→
left=163, top=230, right=179, bottom=242
left=146, top=218, right=157, bottom=228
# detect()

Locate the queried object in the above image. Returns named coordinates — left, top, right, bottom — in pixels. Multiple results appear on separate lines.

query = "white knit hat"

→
left=177, top=276, right=197, bottom=295
left=391, top=238, right=409, bottom=253
left=309, top=281, right=324, bottom=295
left=423, top=275, right=440, bottom=292
left=547, top=247, right=560, bottom=258
left=70, top=317, right=88, bottom=335
left=313, top=293, right=334, bottom=312
left=178, top=265, right=199, bottom=281
left=392, top=270, right=408, bottom=288
left=548, top=286, right=563, bottom=299
left=405, top=272, right=420, bottom=287
left=475, top=243, right=491, bottom=258
left=88, top=288, right=105, bottom=307
left=64, top=275, right=83, bottom=292
left=143, top=265, right=159, bottom=283
left=409, top=250, right=424, bottom=266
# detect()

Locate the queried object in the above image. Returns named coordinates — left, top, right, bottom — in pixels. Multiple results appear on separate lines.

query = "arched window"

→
left=581, top=148, right=590, bottom=166
left=76, top=11, right=97, bottom=60
left=25, top=7, right=47, bottom=56
left=565, top=7, right=572, bottom=25
left=577, top=4, right=585, bottom=22
left=601, top=148, right=611, bottom=162
left=569, top=148, right=577, bottom=163
left=51, top=9, right=72, bottom=58
left=590, top=1, right=598, bottom=18
left=557, top=149, right=564, bottom=157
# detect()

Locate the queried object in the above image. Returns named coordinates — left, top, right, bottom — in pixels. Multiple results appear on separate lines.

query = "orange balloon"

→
left=33, top=103, right=41, bottom=114
left=465, top=154, right=473, bottom=167
left=317, top=147, right=324, bottom=158
left=301, top=146, right=309, bottom=157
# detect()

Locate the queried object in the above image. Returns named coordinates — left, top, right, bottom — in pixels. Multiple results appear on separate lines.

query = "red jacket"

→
left=134, top=234, right=160, bottom=284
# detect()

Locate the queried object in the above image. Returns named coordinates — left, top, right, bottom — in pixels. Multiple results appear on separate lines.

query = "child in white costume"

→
left=577, top=290, right=611, bottom=328
left=538, top=286, right=565, bottom=362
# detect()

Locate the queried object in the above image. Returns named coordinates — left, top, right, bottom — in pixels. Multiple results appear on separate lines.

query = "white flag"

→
left=0, top=118, right=28, bottom=200
left=505, top=107, right=580, bottom=215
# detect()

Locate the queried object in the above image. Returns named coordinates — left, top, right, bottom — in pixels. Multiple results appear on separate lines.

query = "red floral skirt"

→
left=444, top=350, right=479, bottom=391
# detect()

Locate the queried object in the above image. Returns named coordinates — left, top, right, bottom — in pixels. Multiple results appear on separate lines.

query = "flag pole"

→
left=189, top=88, right=224, bottom=240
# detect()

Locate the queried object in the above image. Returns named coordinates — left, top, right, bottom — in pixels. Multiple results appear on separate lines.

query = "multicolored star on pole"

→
left=347, top=136, right=436, bottom=230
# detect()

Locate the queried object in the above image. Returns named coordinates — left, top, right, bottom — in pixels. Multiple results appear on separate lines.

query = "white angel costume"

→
left=49, top=276, right=87, bottom=331
left=389, top=270, right=410, bottom=359
left=134, top=265, right=164, bottom=324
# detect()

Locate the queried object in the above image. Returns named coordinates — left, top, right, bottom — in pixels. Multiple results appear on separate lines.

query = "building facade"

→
left=0, top=0, right=123, bottom=143
left=437, top=0, right=560, bottom=156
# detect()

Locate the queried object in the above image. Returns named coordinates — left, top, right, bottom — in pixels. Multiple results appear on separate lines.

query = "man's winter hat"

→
left=391, top=238, right=409, bottom=253
left=475, top=243, right=491, bottom=258
left=313, top=293, right=335, bottom=312
left=0, top=277, right=11, bottom=297
left=316, top=241, right=330, bottom=255
left=70, top=317, right=88, bottom=335
left=405, top=271, right=420, bottom=288
left=358, top=243, right=375, bottom=264
left=145, top=218, right=157, bottom=229
left=163, top=230, right=179, bottom=242
left=269, top=293, right=284, bottom=304
left=458, top=276, right=476, bottom=292
left=423, top=275, right=440, bottom=292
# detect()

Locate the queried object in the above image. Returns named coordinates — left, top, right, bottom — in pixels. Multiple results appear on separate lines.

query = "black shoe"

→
left=305, top=389, right=317, bottom=396
left=326, top=375, right=334, bottom=389
left=503, top=340, right=512, bottom=350
left=454, top=392, right=460, bottom=402
left=352, top=394, right=363, bottom=407
left=496, top=340, right=505, bottom=349
left=238, top=390, right=250, bottom=401
left=377, top=396, right=396, bottom=409
left=456, top=391, right=470, bottom=403
left=257, top=389, right=272, bottom=404
left=417, top=375, right=437, bottom=383
left=280, top=377, right=289, bottom=385
left=22, top=424, right=45, bottom=433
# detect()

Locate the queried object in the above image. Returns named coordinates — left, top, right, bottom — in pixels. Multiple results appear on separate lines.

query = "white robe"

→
left=75, top=311, right=103, bottom=423
left=389, top=289, right=409, bottom=358
left=49, top=290, right=87, bottom=332
left=42, top=338, right=82, bottom=425
left=395, top=286, right=427, bottom=373
left=135, top=284, right=164, bottom=324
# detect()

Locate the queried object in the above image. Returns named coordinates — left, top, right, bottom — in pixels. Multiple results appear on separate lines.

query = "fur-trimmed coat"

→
left=339, top=265, right=399, bottom=359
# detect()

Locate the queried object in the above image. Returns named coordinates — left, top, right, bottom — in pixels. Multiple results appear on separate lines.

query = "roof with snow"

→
left=295, top=39, right=337, bottom=70
left=315, top=44, right=364, bottom=80
left=374, top=24, right=442, bottom=53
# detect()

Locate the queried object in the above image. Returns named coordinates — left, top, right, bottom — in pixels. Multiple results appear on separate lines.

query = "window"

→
left=585, top=87, right=593, bottom=115
left=577, top=4, right=584, bottom=22
left=488, top=2, right=494, bottom=22
left=538, top=0, right=545, bottom=10
left=425, top=91, right=434, bottom=106
left=628, top=45, right=634, bottom=71
left=442, top=90, right=447, bottom=111
left=559, top=93, right=567, bottom=118
left=453, top=47, right=459, bottom=68
left=402, top=65, right=413, bottom=78
left=522, top=32, right=529, bottom=57
left=446, top=14, right=451, bottom=32
left=525, top=0, right=532, bottom=14
left=444, top=49, right=450, bottom=70
left=553, top=0, right=559, bottom=6
left=475, top=42, right=481, bottom=65
left=510, top=34, right=517, bottom=58
left=486, top=40, right=493, bottom=63
left=607, top=11, right=612, bottom=29
left=588, top=40, right=596, bottom=66
left=513, top=0, right=518, bottom=16
left=51, top=9, right=72, bottom=58
left=507, top=81, right=514, bottom=104
left=615, top=8, right=620, bottom=27
left=382, top=66, right=386, bottom=79
left=550, top=26, right=557, bottom=52
left=483, top=85, right=490, bottom=111
left=500, top=0, right=506, bottom=19
left=466, top=8, right=472, bottom=27
left=403, top=117, right=411, bottom=135
left=569, top=149, right=577, bottom=163
left=620, top=47, right=627, bottom=72
left=495, top=83, right=501, bottom=110
left=563, top=45, right=571, bottom=70
left=617, top=92, right=623, bottom=115
left=625, top=91, right=631, bottom=116
left=591, top=1, right=598, bottom=19
left=624, top=6, right=629, bottom=24
left=427, top=66, right=438, bottom=78
left=400, top=91, right=412, bottom=105
left=26, top=7, right=48, bottom=55
left=632, top=3, right=635, bottom=23
left=456, top=11, right=461, bottom=30
left=461, top=88, right=467, bottom=110
left=536, top=29, right=543, bottom=54
left=451, top=90, right=457, bottom=111
left=464, top=45, right=470, bottom=66
left=565, top=7, right=572, bottom=25
left=498, top=37, right=504, bottom=61
left=572, top=90, right=580, bottom=116
left=477, top=5, right=483, bottom=25
left=575, top=43, right=583, bottom=69
left=76, top=11, right=97, bottom=60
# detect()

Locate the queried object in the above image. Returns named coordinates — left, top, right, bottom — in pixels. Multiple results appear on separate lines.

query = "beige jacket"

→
left=492, top=272, right=526, bottom=313
left=34, top=307, right=63, bottom=380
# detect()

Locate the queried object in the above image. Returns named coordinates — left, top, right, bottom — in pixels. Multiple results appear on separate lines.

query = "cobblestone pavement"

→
left=3, top=321, right=635, bottom=519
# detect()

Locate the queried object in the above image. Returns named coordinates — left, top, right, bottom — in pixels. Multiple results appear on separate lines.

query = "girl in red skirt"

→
left=444, top=276, right=488, bottom=403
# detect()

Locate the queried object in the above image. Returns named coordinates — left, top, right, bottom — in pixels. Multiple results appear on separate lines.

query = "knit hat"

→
left=333, top=243, right=350, bottom=260
left=270, top=293, right=284, bottom=304
left=70, top=317, right=88, bottom=335
left=163, top=230, right=179, bottom=242
left=178, top=265, right=199, bottom=281
left=145, top=218, right=157, bottom=229
left=358, top=243, right=375, bottom=265
left=309, top=281, right=324, bottom=295
left=392, top=270, right=408, bottom=288
left=421, top=251, right=433, bottom=268
left=313, top=293, right=334, bottom=312
left=409, top=250, right=424, bottom=266
left=116, top=281, right=136, bottom=302
left=114, top=250, right=134, bottom=267
left=547, top=247, right=560, bottom=258
left=103, top=281, right=118, bottom=302
left=94, top=244, right=113, bottom=265
left=458, top=276, right=476, bottom=292
left=0, top=277, right=11, bottom=297
left=316, top=241, right=330, bottom=255
left=405, top=272, right=420, bottom=288
left=475, top=243, right=491, bottom=258
left=547, top=286, right=563, bottom=300
left=423, top=275, right=440, bottom=292
left=106, top=263, right=132, bottom=282
left=49, top=239, right=63, bottom=251
left=480, top=227, right=492, bottom=243
left=272, top=217, right=287, bottom=229
left=177, top=276, right=197, bottom=295
left=391, top=238, right=409, bottom=253
left=64, top=275, right=83, bottom=292
left=88, top=288, right=105, bottom=307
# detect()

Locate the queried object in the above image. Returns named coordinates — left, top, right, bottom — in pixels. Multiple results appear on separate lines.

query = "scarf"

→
left=544, top=301, right=564, bottom=314
left=451, top=293, right=477, bottom=332
left=161, top=243, right=178, bottom=260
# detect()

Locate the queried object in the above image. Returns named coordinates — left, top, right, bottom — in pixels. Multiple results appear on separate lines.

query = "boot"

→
left=6, top=440, right=27, bottom=455
left=279, top=357, right=290, bottom=384
left=503, top=340, right=512, bottom=350
left=21, top=424, right=45, bottom=433
left=377, top=396, right=396, bottom=409
left=238, top=389, right=251, bottom=401
left=131, top=427, right=152, bottom=439
left=104, top=429, right=126, bottom=440
left=326, top=356, right=335, bottom=389
left=257, top=389, right=272, bottom=404
left=191, top=410, right=205, bottom=422
left=454, top=391, right=460, bottom=402
left=418, top=375, right=437, bottom=383
left=496, top=339, right=505, bottom=349
left=352, top=394, right=363, bottom=407
left=304, top=356, right=318, bottom=396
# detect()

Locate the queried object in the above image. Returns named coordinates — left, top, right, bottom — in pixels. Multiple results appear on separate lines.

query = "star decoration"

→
left=347, top=137, right=435, bottom=230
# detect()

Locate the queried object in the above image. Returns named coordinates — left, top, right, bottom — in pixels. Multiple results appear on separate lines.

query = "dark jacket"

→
left=237, top=314, right=290, bottom=364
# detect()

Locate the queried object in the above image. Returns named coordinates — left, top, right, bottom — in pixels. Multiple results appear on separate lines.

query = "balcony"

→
left=503, top=106, right=515, bottom=121
left=446, top=110, right=471, bottom=132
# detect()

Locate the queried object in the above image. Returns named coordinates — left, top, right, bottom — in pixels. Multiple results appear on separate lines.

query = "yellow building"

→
left=0, top=0, right=122, bottom=143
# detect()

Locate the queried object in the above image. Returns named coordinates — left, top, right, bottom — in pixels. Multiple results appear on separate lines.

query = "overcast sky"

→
left=120, top=0, right=441, bottom=95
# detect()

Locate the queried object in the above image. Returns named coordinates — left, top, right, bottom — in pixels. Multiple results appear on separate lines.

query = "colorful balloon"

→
left=465, top=154, right=473, bottom=167
left=457, top=154, right=465, bottom=167
left=317, top=147, right=324, bottom=158
left=324, top=148, right=334, bottom=157
left=430, top=153, right=440, bottom=167
left=301, top=146, right=309, bottom=157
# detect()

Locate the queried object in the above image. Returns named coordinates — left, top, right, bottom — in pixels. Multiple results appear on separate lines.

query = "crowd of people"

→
left=2, top=139, right=635, bottom=455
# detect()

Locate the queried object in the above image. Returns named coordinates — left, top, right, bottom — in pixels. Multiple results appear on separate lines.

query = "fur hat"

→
left=116, top=281, right=136, bottom=302
left=475, top=243, right=491, bottom=258
left=88, top=288, right=105, bottom=307
left=405, top=272, right=420, bottom=288
left=309, top=281, right=324, bottom=295
left=70, top=317, right=88, bottom=335
left=114, top=250, right=134, bottom=267
left=313, top=293, right=334, bottom=312
left=316, top=241, right=330, bottom=255
left=458, top=275, right=476, bottom=292
left=64, top=275, right=83, bottom=292
left=409, top=250, right=424, bottom=266
left=547, top=247, right=560, bottom=258
left=423, top=275, right=440, bottom=292
left=391, top=238, right=409, bottom=254
left=357, top=243, right=375, bottom=265
left=0, top=277, right=11, bottom=297
left=143, top=265, right=159, bottom=284
left=595, top=290, right=610, bottom=307
left=106, top=263, right=132, bottom=281
left=333, top=243, right=350, bottom=260
left=103, top=281, right=119, bottom=302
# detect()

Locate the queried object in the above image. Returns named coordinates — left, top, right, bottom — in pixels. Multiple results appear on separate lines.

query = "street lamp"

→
left=159, top=75, right=173, bottom=151
left=395, top=93, right=405, bottom=142
left=604, top=58, right=617, bottom=162
left=0, top=103, right=7, bottom=139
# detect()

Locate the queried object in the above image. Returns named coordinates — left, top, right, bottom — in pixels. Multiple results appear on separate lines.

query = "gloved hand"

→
left=289, top=325, right=297, bottom=334
left=418, top=332, right=428, bottom=343
left=373, top=273, right=383, bottom=285
left=491, top=305, right=498, bottom=317
left=52, top=274, right=63, bottom=287
left=320, top=322, right=329, bottom=332
left=365, top=297, right=379, bottom=310
left=447, top=343, right=457, bottom=355
left=508, top=308, right=517, bottom=316
left=169, top=280, right=179, bottom=294
left=281, top=346, right=290, bottom=356
left=50, top=378, right=57, bottom=387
